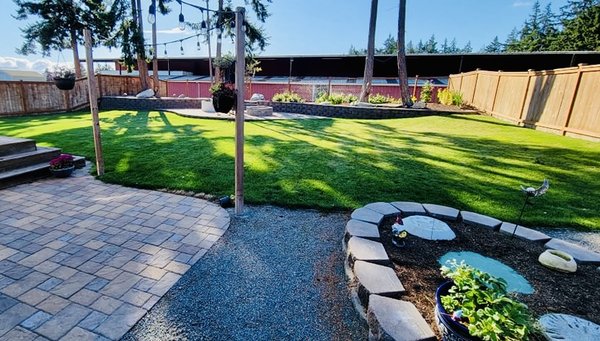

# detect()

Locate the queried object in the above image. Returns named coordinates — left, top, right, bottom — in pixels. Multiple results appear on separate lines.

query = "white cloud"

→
left=0, top=56, right=70, bottom=73
left=513, top=1, right=533, bottom=7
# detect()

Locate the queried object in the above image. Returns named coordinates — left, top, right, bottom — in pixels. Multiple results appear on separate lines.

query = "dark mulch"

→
left=379, top=216, right=600, bottom=339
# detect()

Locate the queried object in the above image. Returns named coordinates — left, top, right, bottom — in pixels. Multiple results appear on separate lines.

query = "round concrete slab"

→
left=540, top=313, right=600, bottom=341
left=401, top=216, right=456, bottom=240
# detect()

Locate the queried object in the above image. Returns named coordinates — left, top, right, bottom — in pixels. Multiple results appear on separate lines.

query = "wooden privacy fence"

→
left=449, top=64, right=600, bottom=140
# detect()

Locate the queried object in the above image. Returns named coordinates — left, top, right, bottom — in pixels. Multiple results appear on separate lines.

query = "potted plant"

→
left=210, top=82, right=236, bottom=113
left=46, top=66, right=76, bottom=90
left=435, top=261, right=537, bottom=341
left=49, top=154, right=75, bottom=178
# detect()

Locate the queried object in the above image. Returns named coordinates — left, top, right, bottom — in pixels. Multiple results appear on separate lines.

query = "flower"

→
left=49, top=154, right=74, bottom=170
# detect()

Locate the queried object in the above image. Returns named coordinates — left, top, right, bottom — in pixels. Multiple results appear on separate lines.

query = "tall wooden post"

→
left=234, top=7, right=245, bottom=215
left=151, top=0, right=159, bottom=97
left=84, top=29, right=105, bottom=176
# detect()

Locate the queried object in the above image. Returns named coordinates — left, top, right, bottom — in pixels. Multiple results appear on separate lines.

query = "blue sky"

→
left=0, top=0, right=569, bottom=72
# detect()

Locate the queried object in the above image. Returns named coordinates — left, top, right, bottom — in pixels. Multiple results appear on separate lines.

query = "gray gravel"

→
left=122, top=205, right=368, bottom=341
left=539, top=228, right=600, bottom=253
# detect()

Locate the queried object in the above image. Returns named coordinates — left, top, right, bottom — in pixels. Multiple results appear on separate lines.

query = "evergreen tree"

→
left=423, top=34, right=438, bottom=53
left=557, top=0, right=600, bottom=50
left=462, top=41, right=472, bottom=53
left=484, top=36, right=504, bottom=52
left=416, top=39, right=424, bottom=53
left=441, top=38, right=449, bottom=53
left=406, top=40, right=415, bottom=54
left=505, top=27, right=521, bottom=52
left=377, top=34, right=398, bottom=54
left=448, top=38, right=460, bottom=53
left=519, top=0, right=544, bottom=51
left=540, top=3, right=559, bottom=50
left=348, top=45, right=366, bottom=55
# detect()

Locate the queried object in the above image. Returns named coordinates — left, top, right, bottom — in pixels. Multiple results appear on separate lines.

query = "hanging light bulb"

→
left=164, top=44, right=167, bottom=56
left=196, top=36, right=201, bottom=51
left=148, top=2, right=156, bottom=24
left=201, top=20, right=207, bottom=30
left=180, top=40, right=184, bottom=55
left=178, top=3, right=185, bottom=31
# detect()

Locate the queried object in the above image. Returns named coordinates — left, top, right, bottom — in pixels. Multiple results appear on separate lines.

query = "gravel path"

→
left=122, top=205, right=367, bottom=341
left=540, top=228, right=600, bottom=253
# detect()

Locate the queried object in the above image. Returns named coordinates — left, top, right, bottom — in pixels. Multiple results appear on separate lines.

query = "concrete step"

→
left=0, top=136, right=37, bottom=157
left=0, top=147, right=61, bottom=172
left=0, top=156, right=86, bottom=189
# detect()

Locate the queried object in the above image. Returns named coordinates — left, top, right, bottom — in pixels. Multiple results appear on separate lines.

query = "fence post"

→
left=490, top=71, right=502, bottom=113
left=561, top=63, right=586, bottom=135
left=518, top=69, right=534, bottom=124
left=19, top=81, right=29, bottom=114
left=63, top=91, right=71, bottom=111
left=166, top=80, right=169, bottom=97
left=470, top=69, right=480, bottom=105
left=97, top=75, right=103, bottom=97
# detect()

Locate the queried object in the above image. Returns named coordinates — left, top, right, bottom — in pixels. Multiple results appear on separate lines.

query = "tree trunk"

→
left=132, top=0, right=149, bottom=90
left=70, top=30, right=82, bottom=78
left=360, top=0, right=378, bottom=103
left=215, top=0, right=224, bottom=83
left=397, top=0, right=412, bottom=107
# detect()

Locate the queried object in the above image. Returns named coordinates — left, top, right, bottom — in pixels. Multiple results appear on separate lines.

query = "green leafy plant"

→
left=420, top=81, right=433, bottom=103
left=209, top=82, right=235, bottom=99
left=440, top=261, right=537, bottom=341
left=438, top=88, right=464, bottom=106
left=316, top=92, right=357, bottom=105
left=45, top=65, right=76, bottom=80
left=272, top=91, right=304, bottom=103
left=368, top=93, right=400, bottom=104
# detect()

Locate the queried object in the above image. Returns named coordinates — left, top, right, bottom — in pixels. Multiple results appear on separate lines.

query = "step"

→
left=0, top=136, right=37, bottom=157
left=0, top=156, right=86, bottom=189
left=0, top=147, right=61, bottom=172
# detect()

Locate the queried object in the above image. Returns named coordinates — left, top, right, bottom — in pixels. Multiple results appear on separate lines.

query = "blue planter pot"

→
left=435, top=281, right=480, bottom=341
left=50, top=166, right=74, bottom=178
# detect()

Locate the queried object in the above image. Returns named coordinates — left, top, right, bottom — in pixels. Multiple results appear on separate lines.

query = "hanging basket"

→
left=54, top=77, right=75, bottom=90
left=212, top=95, right=235, bottom=113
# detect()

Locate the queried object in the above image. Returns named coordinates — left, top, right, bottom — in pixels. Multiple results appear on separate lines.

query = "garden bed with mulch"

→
left=379, top=216, right=600, bottom=339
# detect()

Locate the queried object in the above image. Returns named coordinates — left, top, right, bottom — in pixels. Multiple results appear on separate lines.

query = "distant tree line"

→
left=350, top=0, right=599, bottom=55
left=349, top=34, right=472, bottom=55
left=486, top=0, right=600, bottom=52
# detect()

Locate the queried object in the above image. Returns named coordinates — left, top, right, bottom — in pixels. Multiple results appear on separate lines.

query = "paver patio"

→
left=0, top=165, right=230, bottom=340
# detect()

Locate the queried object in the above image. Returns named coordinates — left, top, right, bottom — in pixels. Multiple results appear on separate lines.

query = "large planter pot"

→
left=212, top=95, right=235, bottom=113
left=435, top=281, right=480, bottom=341
left=50, top=166, right=74, bottom=178
left=54, top=77, right=75, bottom=90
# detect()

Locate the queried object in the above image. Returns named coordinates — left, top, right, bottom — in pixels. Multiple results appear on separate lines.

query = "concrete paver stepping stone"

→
left=422, top=204, right=459, bottom=221
left=460, top=211, right=502, bottom=230
left=367, top=295, right=436, bottom=341
left=347, top=237, right=389, bottom=264
left=539, top=313, right=600, bottom=341
left=345, top=219, right=380, bottom=239
left=402, top=215, right=456, bottom=240
left=500, top=222, right=551, bottom=242
left=364, top=202, right=400, bottom=217
left=354, top=261, right=404, bottom=301
left=351, top=207, right=384, bottom=225
left=545, top=238, right=600, bottom=264
left=390, top=201, right=426, bottom=216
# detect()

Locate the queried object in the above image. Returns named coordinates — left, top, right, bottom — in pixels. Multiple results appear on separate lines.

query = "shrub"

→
left=316, top=93, right=357, bottom=105
left=438, top=88, right=464, bottom=106
left=272, top=91, right=304, bottom=103
left=420, top=81, right=433, bottom=103
left=368, top=93, right=400, bottom=104
left=440, top=261, right=537, bottom=341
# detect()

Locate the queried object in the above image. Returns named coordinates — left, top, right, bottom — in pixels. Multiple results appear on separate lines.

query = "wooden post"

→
left=490, top=71, right=502, bottom=112
left=97, top=74, right=103, bottom=97
left=19, top=81, right=29, bottom=114
left=561, top=63, right=585, bottom=135
left=84, top=29, right=105, bottom=176
left=470, top=69, right=480, bottom=104
left=151, top=0, right=159, bottom=97
left=234, top=7, right=245, bottom=215
left=63, top=91, right=71, bottom=111
left=518, top=69, right=534, bottom=124
left=412, top=75, right=419, bottom=97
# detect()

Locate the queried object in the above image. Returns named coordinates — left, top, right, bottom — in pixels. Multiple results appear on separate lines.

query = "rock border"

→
left=343, top=202, right=600, bottom=341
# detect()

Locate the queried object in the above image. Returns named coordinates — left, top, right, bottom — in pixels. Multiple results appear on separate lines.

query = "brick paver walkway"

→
left=0, top=166, right=230, bottom=340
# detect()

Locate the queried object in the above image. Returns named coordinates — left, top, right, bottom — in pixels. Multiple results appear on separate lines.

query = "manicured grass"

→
left=1, top=110, right=599, bottom=229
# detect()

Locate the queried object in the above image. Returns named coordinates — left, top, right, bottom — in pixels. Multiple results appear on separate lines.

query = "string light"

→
left=164, top=44, right=167, bottom=56
left=196, top=35, right=201, bottom=51
left=178, top=2, right=185, bottom=31
left=148, top=2, right=156, bottom=24
left=180, top=40, right=184, bottom=55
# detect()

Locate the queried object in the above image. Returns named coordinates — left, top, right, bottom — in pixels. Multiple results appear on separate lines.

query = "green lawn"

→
left=1, top=110, right=598, bottom=230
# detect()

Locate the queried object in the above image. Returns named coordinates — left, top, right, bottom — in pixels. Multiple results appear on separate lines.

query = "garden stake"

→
left=512, top=179, right=549, bottom=238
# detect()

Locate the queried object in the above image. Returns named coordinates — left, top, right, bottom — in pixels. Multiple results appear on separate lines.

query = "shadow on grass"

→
left=1, top=111, right=598, bottom=229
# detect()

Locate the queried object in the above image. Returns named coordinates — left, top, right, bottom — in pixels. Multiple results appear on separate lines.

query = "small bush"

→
left=272, top=91, right=304, bottom=103
left=316, top=93, right=357, bottom=105
left=437, top=88, right=463, bottom=106
left=420, top=81, right=433, bottom=103
left=368, top=93, right=400, bottom=104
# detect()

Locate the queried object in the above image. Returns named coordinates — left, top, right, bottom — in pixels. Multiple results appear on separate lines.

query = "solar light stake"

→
left=512, top=179, right=549, bottom=238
